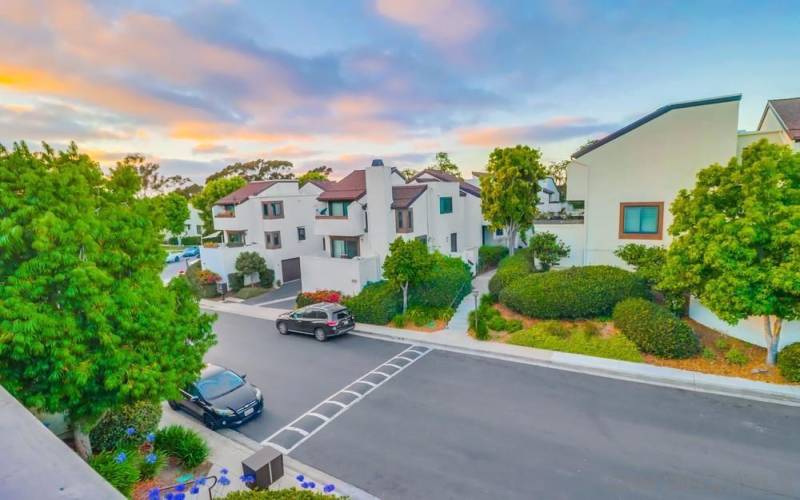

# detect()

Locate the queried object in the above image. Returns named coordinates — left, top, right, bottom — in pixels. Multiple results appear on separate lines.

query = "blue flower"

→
left=219, top=476, right=230, bottom=486
left=125, top=426, right=136, bottom=436
left=239, top=474, right=255, bottom=484
left=190, top=486, right=200, bottom=495
left=165, top=493, right=174, bottom=500
left=220, top=468, right=229, bottom=475
left=175, top=494, right=185, bottom=500
left=148, top=487, right=161, bottom=500
left=301, top=482, right=310, bottom=489
left=324, top=484, right=336, bottom=493
left=296, top=474, right=304, bottom=482
left=175, top=484, right=185, bottom=492
left=114, top=451, right=127, bottom=464
left=145, top=453, right=158, bottom=464
left=196, top=477, right=207, bottom=486
left=309, top=482, right=316, bottom=489
left=146, top=432, right=156, bottom=443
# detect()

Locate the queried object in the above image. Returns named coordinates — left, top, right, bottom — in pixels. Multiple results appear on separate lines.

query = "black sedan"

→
left=276, top=303, right=355, bottom=341
left=168, top=364, right=263, bottom=429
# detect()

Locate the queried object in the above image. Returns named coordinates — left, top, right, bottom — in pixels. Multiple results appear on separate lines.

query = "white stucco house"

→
left=543, top=94, right=800, bottom=349
left=167, top=207, right=204, bottom=241
left=300, top=160, right=486, bottom=295
left=199, top=179, right=326, bottom=285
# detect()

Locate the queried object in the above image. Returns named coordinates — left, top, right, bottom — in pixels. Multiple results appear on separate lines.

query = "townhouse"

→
left=199, top=179, right=326, bottom=285
left=168, top=207, right=204, bottom=241
left=300, top=160, right=487, bottom=295
left=545, top=94, right=800, bottom=348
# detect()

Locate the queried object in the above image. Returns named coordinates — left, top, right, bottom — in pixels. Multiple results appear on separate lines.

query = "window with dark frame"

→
left=331, top=237, right=359, bottom=258
left=265, top=230, right=282, bottom=249
left=395, top=208, right=413, bottom=233
left=450, top=232, right=458, bottom=252
left=439, top=196, right=453, bottom=214
left=297, top=226, right=306, bottom=241
left=619, top=202, right=664, bottom=240
left=262, top=200, right=284, bottom=219
left=327, top=201, right=349, bottom=217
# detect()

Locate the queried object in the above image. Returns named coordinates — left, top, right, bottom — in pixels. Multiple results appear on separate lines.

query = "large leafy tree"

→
left=298, top=165, right=332, bottom=187
left=206, top=159, right=294, bottom=183
left=0, top=142, right=216, bottom=428
left=115, top=154, right=192, bottom=196
left=429, top=152, right=461, bottom=179
left=545, top=159, right=569, bottom=199
left=383, top=237, right=433, bottom=312
left=480, top=145, right=547, bottom=254
left=661, top=140, right=800, bottom=365
left=191, top=176, right=247, bottom=234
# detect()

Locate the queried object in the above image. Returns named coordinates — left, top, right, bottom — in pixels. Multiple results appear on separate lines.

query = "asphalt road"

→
left=206, top=311, right=800, bottom=500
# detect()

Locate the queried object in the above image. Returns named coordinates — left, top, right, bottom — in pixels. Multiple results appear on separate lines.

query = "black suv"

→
left=276, top=303, right=354, bottom=341
left=168, top=364, right=263, bottom=429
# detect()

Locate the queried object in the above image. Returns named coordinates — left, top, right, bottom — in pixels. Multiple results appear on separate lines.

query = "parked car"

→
left=276, top=303, right=355, bottom=341
left=168, top=364, right=263, bottom=429
left=165, top=251, right=182, bottom=263
left=182, top=246, right=200, bottom=258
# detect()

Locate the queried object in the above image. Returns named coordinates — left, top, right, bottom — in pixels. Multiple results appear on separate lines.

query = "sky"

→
left=1, top=0, right=798, bottom=183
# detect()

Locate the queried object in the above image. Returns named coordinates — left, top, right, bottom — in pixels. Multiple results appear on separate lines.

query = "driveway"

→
left=161, top=259, right=192, bottom=283
left=242, top=279, right=301, bottom=309
left=206, top=310, right=800, bottom=500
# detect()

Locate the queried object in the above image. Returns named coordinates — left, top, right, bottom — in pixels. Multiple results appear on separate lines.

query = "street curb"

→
left=351, top=328, right=800, bottom=407
left=218, top=429, right=379, bottom=500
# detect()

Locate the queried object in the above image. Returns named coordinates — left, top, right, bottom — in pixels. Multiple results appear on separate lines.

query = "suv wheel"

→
left=277, top=322, right=289, bottom=335
left=204, top=413, right=218, bottom=430
left=314, top=327, right=327, bottom=342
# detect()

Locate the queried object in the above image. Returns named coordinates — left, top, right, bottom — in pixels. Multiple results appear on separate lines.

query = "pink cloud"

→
left=457, top=116, right=613, bottom=147
left=374, top=0, right=488, bottom=45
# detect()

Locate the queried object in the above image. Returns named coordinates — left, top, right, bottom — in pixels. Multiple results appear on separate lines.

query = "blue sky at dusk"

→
left=1, top=0, right=797, bottom=181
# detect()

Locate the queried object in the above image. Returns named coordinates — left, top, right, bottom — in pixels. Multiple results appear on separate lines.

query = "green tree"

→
left=545, top=159, right=569, bottom=199
left=615, top=244, right=685, bottom=314
left=235, top=251, right=270, bottom=286
left=114, top=154, right=192, bottom=195
left=298, top=165, right=332, bottom=187
left=191, top=176, right=247, bottom=233
left=480, top=145, right=547, bottom=255
left=400, top=168, right=418, bottom=179
left=383, top=238, right=433, bottom=312
left=0, top=142, right=216, bottom=434
left=661, top=140, right=800, bottom=365
left=159, top=192, right=190, bottom=236
left=173, top=183, right=203, bottom=199
left=429, top=152, right=461, bottom=178
left=527, top=231, right=570, bottom=271
left=206, top=159, right=294, bottom=183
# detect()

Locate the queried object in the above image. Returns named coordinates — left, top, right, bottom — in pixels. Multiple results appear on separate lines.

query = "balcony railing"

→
left=215, top=210, right=236, bottom=218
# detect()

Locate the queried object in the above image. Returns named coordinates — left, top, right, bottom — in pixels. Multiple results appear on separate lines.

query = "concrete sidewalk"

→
left=161, top=405, right=376, bottom=499
left=200, top=298, right=800, bottom=406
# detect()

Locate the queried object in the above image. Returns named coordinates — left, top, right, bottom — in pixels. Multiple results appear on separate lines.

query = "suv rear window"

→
left=335, top=310, right=350, bottom=320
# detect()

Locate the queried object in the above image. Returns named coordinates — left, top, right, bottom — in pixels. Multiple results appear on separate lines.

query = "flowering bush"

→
left=196, top=269, right=222, bottom=284
left=296, top=290, right=342, bottom=307
left=89, top=450, right=141, bottom=497
left=89, top=401, right=162, bottom=452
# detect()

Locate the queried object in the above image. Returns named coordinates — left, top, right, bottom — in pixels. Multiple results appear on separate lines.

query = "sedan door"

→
left=179, top=384, right=206, bottom=418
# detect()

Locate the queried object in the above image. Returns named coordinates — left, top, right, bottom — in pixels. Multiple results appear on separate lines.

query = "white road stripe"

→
left=307, top=412, right=330, bottom=422
left=371, top=371, right=392, bottom=377
left=267, top=443, right=289, bottom=454
left=384, top=363, right=403, bottom=370
left=395, top=356, right=415, bottom=363
left=355, top=380, right=378, bottom=388
left=260, top=345, right=432, bottom=452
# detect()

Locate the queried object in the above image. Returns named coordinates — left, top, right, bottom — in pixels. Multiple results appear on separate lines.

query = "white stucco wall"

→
left=689, top=299, right=800, bottom=350
left=300, top=255, right=381, bottom=296
left=575, top=99, right=740, bottom=266
left=533, top=222, right=586, bottom=268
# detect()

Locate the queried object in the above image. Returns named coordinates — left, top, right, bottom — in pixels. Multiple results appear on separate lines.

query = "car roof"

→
left=299, top=302, right=346, bottom=312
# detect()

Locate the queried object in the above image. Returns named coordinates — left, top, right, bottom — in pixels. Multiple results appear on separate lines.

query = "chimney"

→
left=371, top=159, right=384, bottom=167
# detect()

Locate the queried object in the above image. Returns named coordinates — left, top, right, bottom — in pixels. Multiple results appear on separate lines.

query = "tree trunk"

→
left=402, top=283, right=408, bottom=313
left=507, top=226, right=517, bottom=256
left=72, top=421, right=93, bottom=459
left=763, top=316, right=782, bottom=365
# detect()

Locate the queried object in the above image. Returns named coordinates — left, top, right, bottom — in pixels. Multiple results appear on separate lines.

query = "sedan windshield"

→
left=196, top=370, right=244, bottom=400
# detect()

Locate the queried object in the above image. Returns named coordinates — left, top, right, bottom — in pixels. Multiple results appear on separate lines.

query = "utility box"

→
left=242, top=445, right=284, bottom=490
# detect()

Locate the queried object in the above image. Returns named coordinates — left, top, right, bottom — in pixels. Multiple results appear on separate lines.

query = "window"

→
left=395, top=208, right=413, bottom=233
left=196, top=225, right=203, bottom=234
left=328, top=201, right=349, bottom=217
left=227, top=231, right=246, bottom=244
left=322, top=237, right=326, bottom=251
left=495, top=228, right=504, bottom=236
left=439, top=196, right=453, bottom=214
left=619, top=202, right=663, bottom=240
left=297, top=226, right=306, bottom=241
left=450, top=232, right=458, bottom=252
left=262, top=201, right=284, bottom=219
left=265, top=231, right=281, bottom=249
left=331, top=237, right=359, bottom=258
left=185, top=223, right=191, bottom=232
left=218, top=204, right=236, bottom=217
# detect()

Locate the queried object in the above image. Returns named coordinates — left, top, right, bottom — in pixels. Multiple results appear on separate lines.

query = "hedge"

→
left=478, top=245, right=509, bottom=271
left=410, top=253, right=472, bottom=309
left=89, top=401, right=162, bottom=452
left=488, top=250, right=533, bottom=299
left=228, top=272, right=245, bottom=292
left=612, top=298, right=700, bottom=359
left=778, top=343, right=800, bottom=382
left=222, top=489, right=333, bottom=499
left=260, top=268, right=275, bottom=288
left=499, top=265, right=648, bottom=319
left=343, top=281, right=402, bottom=325
left=167, top=236, right=201, bottom=246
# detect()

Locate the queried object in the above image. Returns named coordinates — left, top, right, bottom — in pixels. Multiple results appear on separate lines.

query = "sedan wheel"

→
left=277, top=322, right=289, bottom=335
left=203, top=414, right=218, bottom=430
left=314, top=327, right=327, bottom=342
left=168, top=400, right=180, bottom=411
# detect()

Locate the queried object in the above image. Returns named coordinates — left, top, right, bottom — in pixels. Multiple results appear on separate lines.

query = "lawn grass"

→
left=235, top=286, right=269, bottom=300
left=507, top=322, right=643, bottom=362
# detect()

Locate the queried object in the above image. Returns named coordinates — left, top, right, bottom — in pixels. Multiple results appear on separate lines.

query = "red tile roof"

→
left=767, top=98, right=800, bottom=141
left=317, top=170, right=366, bottom=201
left=410, top=169, right=481, bottom=197
left=391, top=185, right=427, bottom=209
left=214, top=181, right=278, bottom=205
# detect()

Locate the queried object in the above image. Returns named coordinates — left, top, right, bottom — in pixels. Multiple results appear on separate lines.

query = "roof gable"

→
left=759, top=98, right=800, bottom=141
left=214, top=181, right=278, bottom=205
left=391, top=185, right=427, bottom=209
left=409, top=169, right=481, bottom=197
left=572, top=94, right=742, bottom=159
left=317, top=170, right=366, bottom=201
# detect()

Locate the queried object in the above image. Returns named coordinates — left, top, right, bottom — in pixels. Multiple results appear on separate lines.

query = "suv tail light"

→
left=327, top=320, right=338, bottom=327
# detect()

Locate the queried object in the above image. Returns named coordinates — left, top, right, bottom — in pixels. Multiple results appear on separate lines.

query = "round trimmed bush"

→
left=488, top=250, right=533, bottom=299
left=499, top=265, right=648, bottom=319
left=89, top=401, right=162, bottom=452
left=343, top=281, right=402, bottom=325
left=612, top=298, right=700, bottom=359
left=479, top=245, right=509, bottom=271
left=411, top=253, right=472, bottom=309
left=778, top=343, right=800, bottom=382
